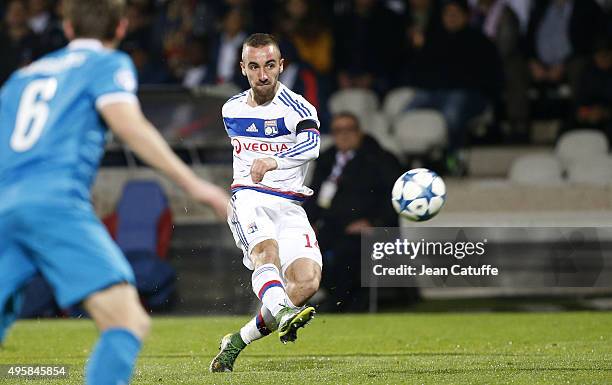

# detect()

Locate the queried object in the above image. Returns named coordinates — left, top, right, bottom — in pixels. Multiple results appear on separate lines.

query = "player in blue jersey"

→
left=0, top=1, right=229, bottom=384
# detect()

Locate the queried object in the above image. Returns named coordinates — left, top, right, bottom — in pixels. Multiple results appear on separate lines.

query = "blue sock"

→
left=86, top=328, right=142, bottom=385
left=0, top=292, right=23, bottom=346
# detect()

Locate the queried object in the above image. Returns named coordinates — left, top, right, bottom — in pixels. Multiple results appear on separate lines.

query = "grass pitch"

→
left=1, top=312, right=610, bottom=384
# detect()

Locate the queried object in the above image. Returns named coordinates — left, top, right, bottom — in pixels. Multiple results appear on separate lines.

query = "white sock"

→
left=251, top=264, right=292, bottom=316
left=239, top=306, right=278, bottom=344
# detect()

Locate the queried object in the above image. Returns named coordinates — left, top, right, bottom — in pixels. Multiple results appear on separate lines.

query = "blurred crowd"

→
left=1, top=0, right=611, bottom=148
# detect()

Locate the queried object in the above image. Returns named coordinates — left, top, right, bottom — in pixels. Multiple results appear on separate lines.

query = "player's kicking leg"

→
left=277, top=258, right=321, bottom=343
left=210, top=252, right=321, bottom=372
left=83, top=283, right=151, bottom=384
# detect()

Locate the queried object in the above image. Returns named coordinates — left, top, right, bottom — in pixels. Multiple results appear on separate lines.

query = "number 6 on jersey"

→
left=10, top=77, right=58, bottom=152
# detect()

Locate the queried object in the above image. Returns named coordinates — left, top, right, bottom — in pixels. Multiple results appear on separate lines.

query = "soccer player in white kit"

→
left=209, top=33, right=323, bottom=372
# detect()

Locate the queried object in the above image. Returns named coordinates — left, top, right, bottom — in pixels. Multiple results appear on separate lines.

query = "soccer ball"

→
left=391, top=168, right=446, bottom=221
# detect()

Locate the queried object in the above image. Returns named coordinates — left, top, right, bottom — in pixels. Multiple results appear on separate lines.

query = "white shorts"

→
left=227, top=189, right=323, bottom=276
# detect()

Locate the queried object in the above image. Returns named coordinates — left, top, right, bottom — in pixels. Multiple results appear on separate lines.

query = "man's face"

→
left=442, top=4, right=468, bottom=32
left=331, top=115, right=363, bottom=153
left=241, top=44, right=283, bottom=101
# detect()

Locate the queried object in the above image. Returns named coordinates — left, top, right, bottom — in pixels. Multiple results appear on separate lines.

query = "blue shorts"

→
left=0, top=200, right=135, bottom=319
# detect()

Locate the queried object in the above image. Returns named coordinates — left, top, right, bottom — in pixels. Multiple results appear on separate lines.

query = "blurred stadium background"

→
left=3, top=0, right=612, bottom=318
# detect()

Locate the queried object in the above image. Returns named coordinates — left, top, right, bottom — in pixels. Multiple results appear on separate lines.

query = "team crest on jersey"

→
left=114, top=69, right=137, bottom=92
left=247, top=222, right=259, bottom=234
left=264, top=120, right=278, bottom=136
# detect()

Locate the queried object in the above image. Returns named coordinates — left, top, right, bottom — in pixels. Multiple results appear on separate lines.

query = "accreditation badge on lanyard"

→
left=317, top=180, right=338, bottom=209
left=317, top=150, right=354, bottom=209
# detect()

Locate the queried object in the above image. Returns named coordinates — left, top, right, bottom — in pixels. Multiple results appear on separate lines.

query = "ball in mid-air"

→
left=391, top=168, right=446, bottom=221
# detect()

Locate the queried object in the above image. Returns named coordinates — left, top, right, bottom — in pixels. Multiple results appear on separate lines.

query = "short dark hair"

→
left=64, top=0, right=125, bottom=41
left=242, top=33, right=281, bottom=54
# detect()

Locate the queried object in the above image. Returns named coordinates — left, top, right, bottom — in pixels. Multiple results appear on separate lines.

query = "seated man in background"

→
left=304, top=112, right=417, bottom=312
left=402, top=0, right=502, bottom=175
left=526, top=0, right=605, bottom=99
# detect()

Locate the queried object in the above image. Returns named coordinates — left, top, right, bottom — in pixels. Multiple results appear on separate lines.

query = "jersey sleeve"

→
left=88, top=53, right=139, bottom=111
left=272, top=94, right=320, bottom=170
left=280, top=92, right=320, bottom=133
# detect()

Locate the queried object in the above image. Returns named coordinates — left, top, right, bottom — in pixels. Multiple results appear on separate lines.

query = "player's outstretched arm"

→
left=100, top=102, right=229, bottom=219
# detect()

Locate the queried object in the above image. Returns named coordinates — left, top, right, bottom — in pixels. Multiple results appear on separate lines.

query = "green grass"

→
left=1, top=312, right=611, bottom=384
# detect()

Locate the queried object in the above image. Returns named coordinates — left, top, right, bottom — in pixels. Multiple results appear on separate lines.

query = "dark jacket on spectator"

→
left=405, top=26, right=503, bottom=99
left=526, top=0, right=605, bottom=61
left=333, top=3, right=404, bottom=79
left=576, top=62, right=612, bottom=108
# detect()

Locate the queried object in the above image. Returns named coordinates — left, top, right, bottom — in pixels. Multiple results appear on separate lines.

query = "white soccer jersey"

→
left=222, top=82, right=320, bottom=202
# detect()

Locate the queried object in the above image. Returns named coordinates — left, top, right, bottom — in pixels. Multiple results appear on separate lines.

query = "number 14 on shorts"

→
left=303, top=234, right=319, bottom=248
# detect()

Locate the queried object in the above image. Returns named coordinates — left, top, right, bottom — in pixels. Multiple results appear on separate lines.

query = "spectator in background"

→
left=120, top=1, right=171, bottom=84
left=189, top=0, right=233, bottom=39
left=399, top=0, right=442, bottom=85
left=27, top=0, right=50, bottom=33
left=469, top=0, right=532, bottom=30
left=277, top=0, right=333, bottom=77
left=472, top=0, right=529, bottom=139
left=404, top=0, right=442, bottom=53
left=27, top=0, right=65, bottom=55
left=526, top=0, right=605, bottom=99
left=334, top=0, right=404, bottom=94
left=402, top=0, right=502, bottom=175
left=304, top=112, right=405, bottom=312
left=182, top=37, right=209, bottom=89
left=574, top=37, right=612, bottom=139
left=0, top=0, right=39, bottom=85
left=203, top=7, right=247, bottom=85
left=152, top=0, right=197, bottom=82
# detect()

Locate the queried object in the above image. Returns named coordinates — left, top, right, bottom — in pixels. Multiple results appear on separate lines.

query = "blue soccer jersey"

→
left=0, top=39, right=138, bottom=205
left=0, top=39, right=137, bottom=328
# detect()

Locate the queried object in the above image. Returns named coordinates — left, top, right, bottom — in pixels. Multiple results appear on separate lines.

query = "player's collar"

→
left=68, top=39, right=105, bottom=51
left=271, top=82, right=287, bottom=103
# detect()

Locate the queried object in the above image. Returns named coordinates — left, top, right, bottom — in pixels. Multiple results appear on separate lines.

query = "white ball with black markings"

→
left=391, top=168, right=446, bottom=221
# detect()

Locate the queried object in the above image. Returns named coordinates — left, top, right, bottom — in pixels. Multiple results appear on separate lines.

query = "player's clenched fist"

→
left=250, top=158, right=278, bottom=183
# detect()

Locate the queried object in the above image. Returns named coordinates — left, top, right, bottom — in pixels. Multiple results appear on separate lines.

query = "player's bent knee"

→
left=286, top=260, right=321, bottom=300
left=298, top=270, right=321, bottom=291
left=300, top=278, right=320, bottom=298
